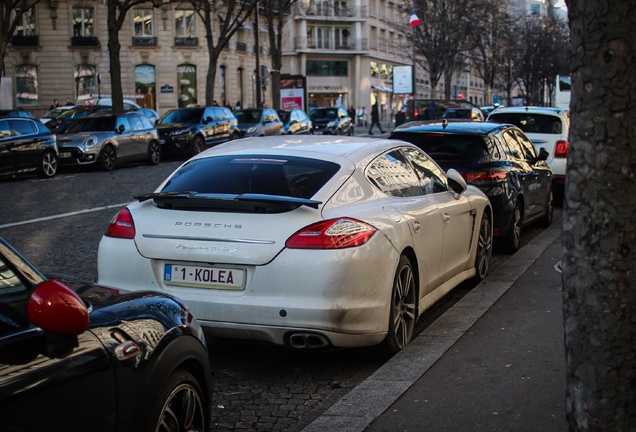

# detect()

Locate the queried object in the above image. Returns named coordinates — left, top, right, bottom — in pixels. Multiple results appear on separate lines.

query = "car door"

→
left=403, top=147, right=474, bottom=282
left=263, top=110, right=281, bottom=136
left=212, top=107, right=231, bottom=142
left=514, top=128, right=552, bottom=217
left=367, top=149, right=445, bottom=296
left=126, top=115, right=148, bottom=160
left=201, top=107, right=217, bottom=144
left=114, top=116, right=135, bottom=159
left=0, top=120, right=16, bottom=176
left=4, top=119, right=40, bottom=173
left=0, top=252, right=116, bottom=431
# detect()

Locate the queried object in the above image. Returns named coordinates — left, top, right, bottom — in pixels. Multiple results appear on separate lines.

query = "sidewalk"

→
left=303, top=215, right=565, bottom=432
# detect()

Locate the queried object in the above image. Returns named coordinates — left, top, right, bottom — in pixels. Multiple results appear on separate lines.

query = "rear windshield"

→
left=488, top=113, right=563, bottom=134
left=162, top=155, right=340, bottom=199
left=390, top=132, right=497, bottom=162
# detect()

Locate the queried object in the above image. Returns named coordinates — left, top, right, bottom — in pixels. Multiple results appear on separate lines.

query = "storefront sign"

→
left=160, top=84, right=174, bottom=93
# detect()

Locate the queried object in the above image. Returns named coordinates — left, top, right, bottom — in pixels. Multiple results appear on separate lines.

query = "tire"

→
left=230, top=132, right=240, bottom=140
left=337, top=128, right=343, bottom=136
left=472, top=212, right=492, bottom=283
left=539, top=186, right=554, bottom=228
left=98, top=145, right=116, bottom=171
left=190, top=135, right=204, bottom=157
left=37, top=150, right=58, bottom=178
left=146, top=140, right=161, bottom=165
left=309, top=128, right=314, bottom=135
left=380, top=255, right=417, bottom=356
left=142, top=369, right=207, bottom=432
left=501, top=200, right=522, bottom=253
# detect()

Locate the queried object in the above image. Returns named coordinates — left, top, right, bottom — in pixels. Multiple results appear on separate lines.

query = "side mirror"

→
left=446, top=168, right=468, bottom=196
left=117, top=124, right=125, bottom=133
left=538, top=147, right=549, bottom=161
left=27, top=280, right=89, bottom=336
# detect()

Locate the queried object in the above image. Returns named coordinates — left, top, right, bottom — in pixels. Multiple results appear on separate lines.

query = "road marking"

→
left=0, top=202, right=132, bottom=229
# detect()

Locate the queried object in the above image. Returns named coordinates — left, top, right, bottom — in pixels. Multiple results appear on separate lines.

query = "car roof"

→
left=191, top=136, right=413, bottom=161
left=392, top=120, right=507, bottom=135
left=488, top=106, right=568, bottom=116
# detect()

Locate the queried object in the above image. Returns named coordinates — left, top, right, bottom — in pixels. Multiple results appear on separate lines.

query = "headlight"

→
left=327, top=121, right=336, bottom=128
left=247, top=127, right=257, bottom=134
left=83, top=136, right=99, bottom=148
left=171, top=128, right=190, bottom=136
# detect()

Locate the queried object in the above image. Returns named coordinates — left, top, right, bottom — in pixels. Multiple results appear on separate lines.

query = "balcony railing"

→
left=236, top=42, right=247, bottom=52
left=132, top=36, right=157, bottom=46
left=294, top=37, right=368, bottom=51
left=10, top=35, right=39, bottom=46
left=71, top=36, right=100, bottom=47
left=174, top=37, right=198, bottom=46
left=294, top=3, right=367, bottom=19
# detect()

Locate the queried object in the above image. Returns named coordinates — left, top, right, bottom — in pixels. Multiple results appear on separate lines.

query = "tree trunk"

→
left=563, top=1, right=636, bottom=431
left=107, top=1, right=123, bottom=114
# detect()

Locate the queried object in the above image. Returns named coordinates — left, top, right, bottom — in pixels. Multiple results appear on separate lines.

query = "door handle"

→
left=442, top=212, right=451, bottom=223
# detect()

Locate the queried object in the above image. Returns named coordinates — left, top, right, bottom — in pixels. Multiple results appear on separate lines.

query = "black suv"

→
left=309, top=107, right=354, bottom=135
left=389, top=121, right=554, bottom=253
left=156, top=106, right=240, bottom=157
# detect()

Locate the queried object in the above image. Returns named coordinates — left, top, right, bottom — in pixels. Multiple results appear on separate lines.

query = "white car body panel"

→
left=98, top=136, right=491, bottom=348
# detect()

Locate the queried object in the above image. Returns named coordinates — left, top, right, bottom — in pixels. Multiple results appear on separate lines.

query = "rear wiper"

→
left=134, top=191, right=322, bottom=209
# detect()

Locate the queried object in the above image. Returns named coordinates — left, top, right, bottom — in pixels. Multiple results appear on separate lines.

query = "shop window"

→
left=15, top=65, right=38, bottom=107
left=74, top=64, right=97, bottom=101
left=177, top=64, right=197, bottom=108
left=135, top=64, right=156, bottom=109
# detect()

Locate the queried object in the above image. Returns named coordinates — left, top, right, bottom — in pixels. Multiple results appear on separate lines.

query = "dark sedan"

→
left=389, top=121, right=554, bottom=253
left=277, top=109, right=313, bottom=135
left=309, top=107, right=353, bottom=135
left=0, top=117, right=58, bottom=179
left=0, top=237, right=213, bottom=431
left=156, top=106, right=240, bottom=158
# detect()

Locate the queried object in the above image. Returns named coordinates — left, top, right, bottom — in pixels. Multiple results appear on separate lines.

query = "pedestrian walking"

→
left=357, top=106, right=367, bottom=127
left=347, top=106, right=356, bottom=125
left=49, top=99, right=60, bottom=110
left=368, top=103, right=384, bottom=134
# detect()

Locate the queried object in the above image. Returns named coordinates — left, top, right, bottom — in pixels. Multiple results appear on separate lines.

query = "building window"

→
left=380, top=64, right=388, bottom=79
left=135, top=64, right=156, bottom=110
left=74, top=64, right=97, bottom=102
left=134, top=10, right=153, bottom=36
left=15, top=65, right=38, bottom=107
left=177, top=64, right=197, bottom=108
left=334, top=28, right=350, bottom=49
left=307, top=26, right=331, bottom=49
left=220, top=66, right=226, bottom=106
left=237, top=68, right=243, bottom=108
left=14, top=8, right=36, bottom=36
left=175, top=10, right=196, bottom=38
left=72, top=8, right=94, bottom=37
left=370, top=61, right=378, bottom=78
left=306, top=60, right=348, bottom=77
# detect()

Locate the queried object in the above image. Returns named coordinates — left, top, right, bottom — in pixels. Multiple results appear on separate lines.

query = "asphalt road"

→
left=0, top=157, right=554, bottom=432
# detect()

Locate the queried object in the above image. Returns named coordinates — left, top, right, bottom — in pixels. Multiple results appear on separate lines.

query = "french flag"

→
left=409, top=12, right=421, bottom=27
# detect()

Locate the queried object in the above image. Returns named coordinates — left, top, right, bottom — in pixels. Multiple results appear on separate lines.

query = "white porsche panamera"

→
left=97, top=136, right=493, bottom=354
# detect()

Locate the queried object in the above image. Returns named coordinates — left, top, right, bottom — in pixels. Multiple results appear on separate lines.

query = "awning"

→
left=372, top=85, right=393, bottom=93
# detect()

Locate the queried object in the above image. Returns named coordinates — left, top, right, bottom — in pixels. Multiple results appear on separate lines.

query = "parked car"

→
left=156, top=106, right=240, bottom=157
left=136, top=108, right=160, bottom=124
left=389, top=122, right=554, bottom=253
left=441, top=107, right=485, bottom=122
left=0, top=109, right=35, bottom=119
left=57, top=112, right=161, bottom=170
left=309, top=107, right=353, bottom=135
left=277, top=109, right=313, bottom=135
left=405, top=99, right=482, bottom=122
left=0, top=117, right=58, bottom=179
left=487, top=106, right=569, bottom=193
left=81, top=97, right=142, bottom=109
left=234, top=108, right=283, bottom=137
left=0, top=237, right=213, bottom=431
left=45, top=105, right=116, bottom=134
left=40, top=105, right=76, bottom=124
left=97, top=136, right=492, bottom=354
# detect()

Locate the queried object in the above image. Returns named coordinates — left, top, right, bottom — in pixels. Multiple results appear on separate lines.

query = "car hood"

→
left=57, top=132, right=109, bottom=146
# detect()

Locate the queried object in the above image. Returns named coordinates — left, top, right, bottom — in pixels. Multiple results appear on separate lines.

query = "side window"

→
left=203, top=108, right=216, bottom=121
left=139, top=116, right=153, bottom=129
left=0, top=120, right=12, bottom=138
left=213, top=108, right=225, bottom=120
left=128, top=115, right=144, bottom=130
left=514, top=130, right=538, bottom=159
left=366, top=150, right=424, bottom=197
left=10, top=120, right=36, bottom=136
left=0, top=255, right=32, bottom=336
left=401, top=147, right=448, bottom=194
left=501, top=129, right=524, bottom=159
left=116, top=117, right=131, bottom=132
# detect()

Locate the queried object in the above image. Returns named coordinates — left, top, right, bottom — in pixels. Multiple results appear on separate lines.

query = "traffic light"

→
left=260, top=65, right=269, bottom=79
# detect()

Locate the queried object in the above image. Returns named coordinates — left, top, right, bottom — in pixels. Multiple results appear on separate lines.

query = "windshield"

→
left=158, top=108, right=204, bottom=124
left=309, top=109, right=337, bottom=120
left=57, top=108, right=96, bottom=120
left=65, top=116, right=116, bottom=133
left=277, top=111, right=290, bottom=122
left=234, top=109, right=262, bottom=124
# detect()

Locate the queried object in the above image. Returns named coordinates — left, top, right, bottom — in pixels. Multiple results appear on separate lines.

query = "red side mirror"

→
left=27, top=280, right=89, bottom=336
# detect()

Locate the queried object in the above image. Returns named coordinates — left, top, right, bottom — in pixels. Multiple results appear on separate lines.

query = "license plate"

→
left=164, top=264, right=245, bottom=290
left=159, top=139, right=165, bottom=144
left=60, top=152, right=71, bottom=158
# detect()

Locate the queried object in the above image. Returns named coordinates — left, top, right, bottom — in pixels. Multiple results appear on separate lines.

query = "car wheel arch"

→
left=125, top=334, right=212, bottom=430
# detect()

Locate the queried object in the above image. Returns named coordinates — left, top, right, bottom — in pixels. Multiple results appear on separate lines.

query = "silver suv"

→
left=487, top=107, right=569, bottom=193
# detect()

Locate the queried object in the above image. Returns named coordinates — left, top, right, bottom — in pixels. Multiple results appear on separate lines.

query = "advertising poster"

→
left=280, top=75, right=306, bottom=111
left=134, top=64, right=156, bottom=109
left=177, top=64, right=198, bottom=108
left=392, top=66, right=413, bottom=94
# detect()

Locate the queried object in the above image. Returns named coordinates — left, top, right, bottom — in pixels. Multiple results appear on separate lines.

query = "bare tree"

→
left=261, top=0, right=294, bottom=110
left=189, top=0, right=256, bottom=105
left=563, top=0, right=636, bottom=430
left=0, top=0, right=43, bottom=93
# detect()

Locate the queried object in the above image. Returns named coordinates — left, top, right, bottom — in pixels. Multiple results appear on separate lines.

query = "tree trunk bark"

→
left=563, top=1, right=636, bottom=431
left=107, top=1, right=123, bottom=114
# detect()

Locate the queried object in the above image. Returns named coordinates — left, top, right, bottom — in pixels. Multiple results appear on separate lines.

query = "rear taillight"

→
left=286, top=218, right=376, bottom=249
left=414, top=109, right=419, bottom=118
left=554, top=140, right=568, bottom=158
left=105, top=208, right=136, bottom=239
left=461, top=171, right=507, bottom=183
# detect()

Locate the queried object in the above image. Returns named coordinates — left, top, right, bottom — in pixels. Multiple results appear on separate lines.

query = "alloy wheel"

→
left=390, top=257, right=416, bottom=350
left=474, top=214, right=492, bottom=281
left=155, top=382, right=205, bottom=432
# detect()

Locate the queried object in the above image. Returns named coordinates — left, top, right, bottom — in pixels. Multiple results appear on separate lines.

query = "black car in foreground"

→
left=0, top=117, right=58, bottom=179
left=0, top=237, right=213, bottom=431
left=156, top=106, right=240, bottom=157
left=309, top=107, right=353, bottom=135
left=389, top=121, right=554, bottom=252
